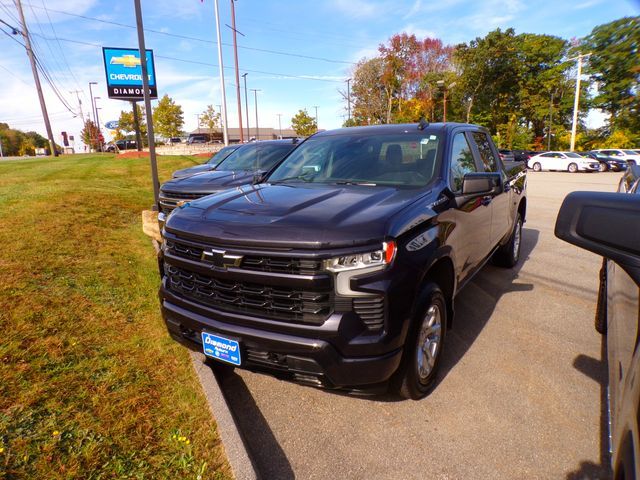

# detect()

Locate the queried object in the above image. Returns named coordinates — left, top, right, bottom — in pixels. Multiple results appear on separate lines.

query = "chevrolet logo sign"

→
left=201, top=248, right=243, bottom=270
left=110, top=55, right=141, bottom=68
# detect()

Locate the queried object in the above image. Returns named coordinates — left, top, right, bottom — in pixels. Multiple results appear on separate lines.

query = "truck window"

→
left=450, top=132, right=476, bottom=192
left=471, top=132, right=498, bottom=172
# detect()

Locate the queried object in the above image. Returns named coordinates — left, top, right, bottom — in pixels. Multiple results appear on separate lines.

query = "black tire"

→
left=493, top=213, right=523, bottom=268
left=568, top=163, right=578, bottom=173
left=595, top=259, right=607, bottom=335
left=394, top=283, right=447, bottom=400
left=598, top=162, right=608, bottom=172
left=532, top=162, right=541, bottom=172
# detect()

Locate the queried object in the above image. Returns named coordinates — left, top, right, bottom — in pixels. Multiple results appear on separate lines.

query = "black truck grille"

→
left=166, top=264, right=332, bottom=324
left=165, top=239, right=323, bottom=275
left=159, top=191, right=208, bottom=214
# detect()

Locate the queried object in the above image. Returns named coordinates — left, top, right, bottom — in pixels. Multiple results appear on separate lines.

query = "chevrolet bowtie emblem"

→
left=110, top=55, right=141, bottom=68
left=201, top=248, right=243, bottom=270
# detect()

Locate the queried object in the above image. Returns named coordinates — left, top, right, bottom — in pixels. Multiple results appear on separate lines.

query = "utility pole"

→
left=250, top=89, right=260, bottom=140
left=569, top=52, right=591, bottom=152
left=346, top=78, right=351, bottom=122
left=547, top=92, right=554, bottom=151
left=195, top=114, right=201, bottom=133
left=88, top=81, right=98, bottom=151
left=277, top=113, right=282, bottom=139
left=213, top=0, right=229, bottom=145
left=229, top=0, right=244, bottom=142
left=15, top=0, right=58, bottom=156
left=313, top=106, right=319, bottom=131
left=132, top=101, right=142, bottom=151
left=133, top=0, right=160, bottom=206
left=242, top=73, right=250, bottom=139
left=69, top=90, right=85, bottom=123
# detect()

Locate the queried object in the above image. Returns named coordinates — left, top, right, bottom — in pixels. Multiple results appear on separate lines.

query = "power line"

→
left=31, top=33, right=347, bottom=83
left=13, top=2, right=355, bottom=65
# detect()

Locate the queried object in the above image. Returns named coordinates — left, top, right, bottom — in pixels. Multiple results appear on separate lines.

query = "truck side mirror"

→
left=461, top=172, right=502, bottom=196
left=555, top=191, right=640, bottom=284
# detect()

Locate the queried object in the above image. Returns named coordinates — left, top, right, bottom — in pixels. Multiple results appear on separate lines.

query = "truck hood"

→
left=165, top=183, right=428, bottom=249
left=161, top=169, right=259, bottom=194
left=172, top=164, right=214, bottom=178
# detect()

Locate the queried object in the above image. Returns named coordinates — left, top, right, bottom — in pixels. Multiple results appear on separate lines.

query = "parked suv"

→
left=592, top=149, right=640, bottom=166
left=555, top=165, right=640, bottom=478
left=158, top=123, right=527, bottom=399
left=158, top=139, right=298, bottom=226
left=172, top=145, right=240, bottom=178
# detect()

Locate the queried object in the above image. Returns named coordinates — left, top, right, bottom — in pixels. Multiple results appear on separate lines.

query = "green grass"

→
left=0, top=154, right=231, bottom=479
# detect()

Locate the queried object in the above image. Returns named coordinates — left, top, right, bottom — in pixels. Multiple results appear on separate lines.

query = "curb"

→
left=190, top=352, right=259, bottom=480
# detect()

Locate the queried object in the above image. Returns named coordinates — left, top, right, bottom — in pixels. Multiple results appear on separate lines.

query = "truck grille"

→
left=166, top=263, right=332, bottom=324
left=165, top=239, right=323, bottom=275
left=159, top=191, right=208, bottom=214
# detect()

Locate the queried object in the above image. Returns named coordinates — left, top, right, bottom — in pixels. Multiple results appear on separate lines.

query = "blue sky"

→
left=0, top=0, right=638, bottom=146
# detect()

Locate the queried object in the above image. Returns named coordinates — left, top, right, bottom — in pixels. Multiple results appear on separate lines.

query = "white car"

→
left=592, top=149, right=640, bottom=166
left=527, top=151, right=600, bottom=173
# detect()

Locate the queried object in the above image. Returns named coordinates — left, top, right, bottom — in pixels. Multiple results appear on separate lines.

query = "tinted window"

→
left=269, top=132, right=441, bottom=187
left=471, top=132, right=498, bottom=172
left=449, top=133, right=476, bottom=192
left=207, top=145, right=238, bottom=165
left=540, top=153, right=555, bottom=158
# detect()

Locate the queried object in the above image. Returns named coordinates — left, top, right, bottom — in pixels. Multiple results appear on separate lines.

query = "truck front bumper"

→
left=161, top=295, right=403, bottom=391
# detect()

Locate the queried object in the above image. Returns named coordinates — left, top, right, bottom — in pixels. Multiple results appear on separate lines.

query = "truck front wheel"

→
left=394, top=283, right=447, bottom=400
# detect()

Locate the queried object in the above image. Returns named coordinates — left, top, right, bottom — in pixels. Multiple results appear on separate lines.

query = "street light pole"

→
left=569, top=52, right=591, bottom=152
left=346, top=78, right=351, bottom=121
left=213, top=0, right=229, bottom=145
left=94, top=97, right=102, bottom=152
left=229, top=0, right=244, bottom=142
left=133, top=0, right=160, bottom=207
left=242, top=73, right=250, bottom=140
left=277, top=113, right=282, bottom=139
left=88, top=82, right=97, bottom=124
left=313, top=106, right=319, bottom=131
left=250, top=89, right=260, bottom=140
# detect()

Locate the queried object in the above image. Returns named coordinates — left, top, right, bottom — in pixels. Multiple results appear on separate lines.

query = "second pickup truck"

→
left=159, top=123, right=527, bottom=399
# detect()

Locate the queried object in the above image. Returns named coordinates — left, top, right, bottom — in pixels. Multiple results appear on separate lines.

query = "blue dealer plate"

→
left=201, top=332, right=241, bottom=366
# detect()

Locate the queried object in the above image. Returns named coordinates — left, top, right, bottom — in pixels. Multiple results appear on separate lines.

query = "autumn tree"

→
left=81, top=119, right=104, bottom=151
left=291, top=109, right=317, bottom=136
left=199, top=105, right=220, bottom=134
left=153, top=94, right=184, bottom=139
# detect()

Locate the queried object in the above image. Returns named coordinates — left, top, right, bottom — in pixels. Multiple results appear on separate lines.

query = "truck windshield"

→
left=216, top=143, right=295, bottom=171
left=268, top=132, right=441, bottom=187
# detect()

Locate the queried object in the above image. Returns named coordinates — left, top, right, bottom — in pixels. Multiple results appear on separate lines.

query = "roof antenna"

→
left=418, top=118, right=429, bottom=130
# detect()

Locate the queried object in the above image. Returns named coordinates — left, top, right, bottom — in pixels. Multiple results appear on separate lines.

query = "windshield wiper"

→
left=334, top=181, right=377, bottom=186
left=269, top=172, right=316, bottom=184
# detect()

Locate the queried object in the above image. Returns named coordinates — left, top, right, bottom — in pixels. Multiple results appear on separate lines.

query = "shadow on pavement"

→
left=435, top=227, right=538, bottom=387
left=566, top=335, right=611, bottom=479
left=211, top=361, right=295, bottom=480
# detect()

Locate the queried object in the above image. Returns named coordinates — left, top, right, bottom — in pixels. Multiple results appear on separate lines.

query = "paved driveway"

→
left=215, top=171, right=618, bottom=479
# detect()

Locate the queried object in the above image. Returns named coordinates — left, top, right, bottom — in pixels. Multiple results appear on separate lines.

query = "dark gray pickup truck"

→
left=158, top=122, right=527, bottom=399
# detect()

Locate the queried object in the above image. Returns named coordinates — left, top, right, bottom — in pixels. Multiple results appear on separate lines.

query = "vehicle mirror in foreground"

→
left=555, top=191, right=640, bottom=284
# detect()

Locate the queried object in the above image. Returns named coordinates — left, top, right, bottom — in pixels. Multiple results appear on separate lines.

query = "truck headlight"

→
left=324, top=241, right=396, bottom=272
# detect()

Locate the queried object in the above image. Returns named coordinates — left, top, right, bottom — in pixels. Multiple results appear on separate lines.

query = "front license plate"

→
left=201, top=332, right=241, bottom=366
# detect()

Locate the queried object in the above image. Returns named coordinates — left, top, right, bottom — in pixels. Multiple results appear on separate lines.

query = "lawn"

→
left=0, top=154, right=231, bottom=479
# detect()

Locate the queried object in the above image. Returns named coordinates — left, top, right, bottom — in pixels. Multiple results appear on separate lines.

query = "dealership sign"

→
left=105, top=121, right=119, bottom=130
left=102, top=47, right=157, bottom=100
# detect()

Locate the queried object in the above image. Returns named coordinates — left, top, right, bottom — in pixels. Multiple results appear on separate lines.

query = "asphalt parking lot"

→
left=214, top=171, right=620, bottom=479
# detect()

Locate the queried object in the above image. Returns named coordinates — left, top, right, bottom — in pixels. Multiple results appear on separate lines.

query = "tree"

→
left=347, top=57, right=388, bottom=125
left=291, top=109, right=317, bottom=136
left=81, top=119, right=104, bottom=151
left=579, top=17, right=640, bottom=133
left=116, top=104, right=146, bottom=146
left=153, top=94, right=184, bottom=139
left=199, top=105, right=220, bottom=134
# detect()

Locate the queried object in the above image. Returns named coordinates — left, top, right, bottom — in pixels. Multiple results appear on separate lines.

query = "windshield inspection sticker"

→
left=201, top=332, right=241, bottom=366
